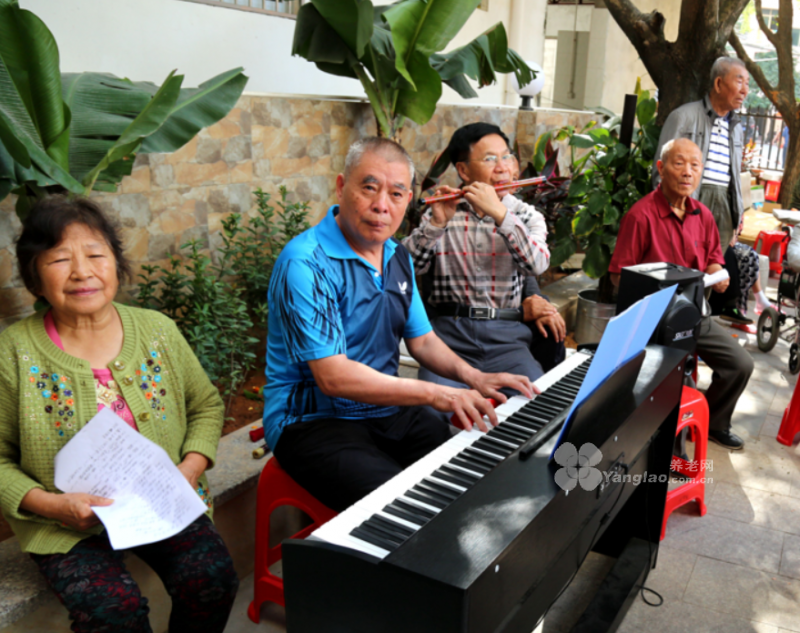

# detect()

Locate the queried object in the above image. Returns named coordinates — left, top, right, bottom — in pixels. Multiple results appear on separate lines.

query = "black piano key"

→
left=474, top=436, right=514, bottom=455
left=473, top=441, right=513, bottom=459
left=508, top=415, right=546, bottom=430
left=515, top=407, right=551, bottom=422
left=499, top=420, right=538, bottom=435
left=360, top=518, right=408, bottom=545
left=350, top=525, right=400, bottom=552
left=415, top=481, right=457, bottom=503
left=529, top=403, right=561, bottom=417
left=370, top=514, right=416, bottom=539
left=361, top=517, right=406, bottom=541
left=481, top=432, right=519, bottom=448
left=537, top=393, right=573, bottom=408
left=394, top=498, right=436, bottom=520
left=384, top=503, right=427, bottom=526
left=486, top=431, right=524, bottom=447
left=463, top=447, right=502, bottom=466
left=421, top=478, right=462, bottom=500
left=440, top=464, right=480, bottom=484
left=489, top=426, right=527, bottom=442
left=406, top=488, right=448, bottom=510
left=408, top=486, right=450, bottom=507
left=451, top=456, right=491, bottom=475
left=432, top=468, right=474, bottom=488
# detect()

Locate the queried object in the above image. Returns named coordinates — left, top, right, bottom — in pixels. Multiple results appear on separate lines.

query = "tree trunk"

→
left=779, top=120, right=800, bottom=209
left=729, top=0, right=798, bottom=209
left=651, top=53, right=720, bottom=125
left=604, top=0, right=749, bottom=124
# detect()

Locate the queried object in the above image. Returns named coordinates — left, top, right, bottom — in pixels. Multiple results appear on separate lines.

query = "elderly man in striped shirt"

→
left=403, top=123, right=562, bottom=391
left=654, top=57, right=772, bottom=325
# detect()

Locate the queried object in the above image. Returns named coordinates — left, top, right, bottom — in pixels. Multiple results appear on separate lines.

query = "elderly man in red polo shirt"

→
left=609, top=138, right=754, bottom=451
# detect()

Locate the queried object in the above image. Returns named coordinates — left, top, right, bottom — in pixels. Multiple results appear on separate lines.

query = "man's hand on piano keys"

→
left=467, top=371, right=536, bottom=403
left=433, top=372, right=538, bottom=432
left=432, top=388, right=501, bottom=432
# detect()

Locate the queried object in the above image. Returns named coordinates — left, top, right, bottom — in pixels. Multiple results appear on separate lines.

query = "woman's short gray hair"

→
left=344, top=137, right=415, bottom=182
left=710, top=56, right=747, bottom=89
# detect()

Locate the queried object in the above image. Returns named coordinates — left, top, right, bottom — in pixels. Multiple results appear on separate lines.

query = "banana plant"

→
left=292, top=0, right=534, bottom=140
left=0, top=0, right=248, bottom=218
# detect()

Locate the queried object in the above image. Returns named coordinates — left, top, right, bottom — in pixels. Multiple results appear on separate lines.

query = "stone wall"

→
left=0, top=95, right=593, bottom=329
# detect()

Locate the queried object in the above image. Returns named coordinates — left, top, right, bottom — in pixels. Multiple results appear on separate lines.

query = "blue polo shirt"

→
left=263, top=205, right=432, bottom=450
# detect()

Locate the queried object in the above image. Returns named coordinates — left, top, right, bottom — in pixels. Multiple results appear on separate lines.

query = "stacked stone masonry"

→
left=0, top=95, right=593, bottom=329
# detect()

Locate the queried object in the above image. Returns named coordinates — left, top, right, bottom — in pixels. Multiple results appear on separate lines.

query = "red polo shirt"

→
left=609, top=186, right=725, bottom=274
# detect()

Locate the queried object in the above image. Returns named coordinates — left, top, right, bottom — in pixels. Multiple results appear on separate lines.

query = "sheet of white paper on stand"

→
left=54, top=408, right=207, bottom=550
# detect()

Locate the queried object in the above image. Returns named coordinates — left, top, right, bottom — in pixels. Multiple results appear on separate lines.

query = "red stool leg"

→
left=778, top=376, right=800, bottom=446
left=661, top=386, right=709, bottom=540
left=248, top=459, right=336, bottom=623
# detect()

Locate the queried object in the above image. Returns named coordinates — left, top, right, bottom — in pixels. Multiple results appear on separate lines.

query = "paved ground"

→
left=225, top=293, right=800, bottom=633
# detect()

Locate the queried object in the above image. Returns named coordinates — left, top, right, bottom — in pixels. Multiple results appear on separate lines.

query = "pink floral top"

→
left=43, top=311, right=138, bottom=431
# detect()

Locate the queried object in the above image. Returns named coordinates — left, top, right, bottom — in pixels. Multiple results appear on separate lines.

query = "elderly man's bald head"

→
left=660, top=138, right=702, bottom=165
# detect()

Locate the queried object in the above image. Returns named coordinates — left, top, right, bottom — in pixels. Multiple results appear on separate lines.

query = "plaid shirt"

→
left=402, top=195, right=549, bottom=309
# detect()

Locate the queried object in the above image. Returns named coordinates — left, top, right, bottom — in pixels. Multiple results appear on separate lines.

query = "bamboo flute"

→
left=417, top=176, right=547, bottom=207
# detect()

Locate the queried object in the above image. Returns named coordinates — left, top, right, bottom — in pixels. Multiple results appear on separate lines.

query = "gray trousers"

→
left=695, top=316, right=754, bottom=432
left=419, top=316, right=544, bottom=395
left=699, top=183, right=734, bottom=251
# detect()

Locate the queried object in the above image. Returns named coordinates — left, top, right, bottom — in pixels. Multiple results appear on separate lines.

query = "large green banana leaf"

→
left=292, top=1, right=360, bottom=78
left=79, top=71, right=184, bottom=191
left=292, top=0, right=532, bottom=137
left=140, top=68, right=248, bottom=153
left=313, top=0, right=373, bottom=59
left=431, top=23, right=535, bottom=96
left=383, top=0, right=480, bottom=90
left=0, top=56, right=83, bottom=198
left=0, top=0, right=69, bottom=168
left=0, top=0, right=248, bottom=213
left=0, top=0, right=81, bottom=208
left=62, top=68, right=248, bottom=189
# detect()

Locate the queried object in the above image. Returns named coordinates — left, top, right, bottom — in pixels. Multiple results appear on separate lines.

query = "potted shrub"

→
left=543, top=92, right=660, bottom=343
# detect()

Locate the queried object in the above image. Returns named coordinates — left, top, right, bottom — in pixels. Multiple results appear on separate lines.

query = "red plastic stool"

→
left=661, top=386, right=709, bottom=540
left=754, top=230, right=788, bottom=276
left=247, top=458, right=337, bottom=622
left=778, top=374, right=800, bottom=446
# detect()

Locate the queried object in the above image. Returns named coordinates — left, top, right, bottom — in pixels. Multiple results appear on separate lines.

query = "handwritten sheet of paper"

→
left=54, top=408, right=207, bottom=550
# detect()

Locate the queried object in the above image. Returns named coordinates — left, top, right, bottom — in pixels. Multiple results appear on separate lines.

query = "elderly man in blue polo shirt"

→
left=263, top=137, right=534, bottom=512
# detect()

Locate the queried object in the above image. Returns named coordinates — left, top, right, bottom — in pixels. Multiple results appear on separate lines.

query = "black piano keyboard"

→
left=349, top=355, right=593, bottom=553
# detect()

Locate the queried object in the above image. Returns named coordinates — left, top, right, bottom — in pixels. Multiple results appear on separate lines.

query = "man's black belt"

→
left=434, top=303, right=523, bottom=321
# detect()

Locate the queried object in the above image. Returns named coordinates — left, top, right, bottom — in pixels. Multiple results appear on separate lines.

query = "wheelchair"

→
left=757, top=260, right=800, bottom=374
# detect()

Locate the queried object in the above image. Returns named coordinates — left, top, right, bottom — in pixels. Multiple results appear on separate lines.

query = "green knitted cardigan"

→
left=0, top=303, right=225, bottom=555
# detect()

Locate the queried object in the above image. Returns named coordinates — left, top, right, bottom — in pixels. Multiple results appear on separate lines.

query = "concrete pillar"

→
left=504, top=0, right=548, bottom=106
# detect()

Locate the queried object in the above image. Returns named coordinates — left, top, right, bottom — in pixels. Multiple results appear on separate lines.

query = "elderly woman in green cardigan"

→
left=0, top=196, right=238, bottom=633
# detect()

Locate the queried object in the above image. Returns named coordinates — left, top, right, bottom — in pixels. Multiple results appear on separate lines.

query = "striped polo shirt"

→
left=702, top=116, right=732, bottom=187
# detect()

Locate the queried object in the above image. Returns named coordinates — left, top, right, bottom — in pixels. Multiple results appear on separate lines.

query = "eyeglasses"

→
left=468, top=154, right=517, bottom=165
